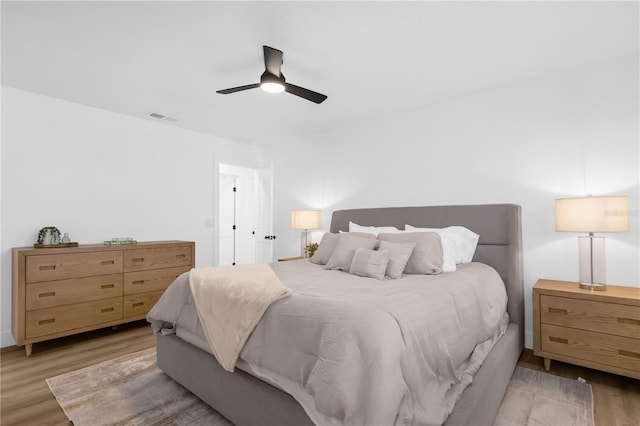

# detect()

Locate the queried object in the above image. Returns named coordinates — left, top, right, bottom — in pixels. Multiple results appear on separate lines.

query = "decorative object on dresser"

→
left=12, top=240, right=194, bottom=356
left=555, top=195, right=629, bottom=291
left=34, top=226, right=79, bottom=248
left=290, top=209, right=321, bottom=258
left=104, top=237, right=138, bottom=245
left=533, top=279, right=640, bottom=379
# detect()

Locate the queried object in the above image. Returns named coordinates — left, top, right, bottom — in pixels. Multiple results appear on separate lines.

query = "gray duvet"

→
left=147, top=260, right=508, bottom=426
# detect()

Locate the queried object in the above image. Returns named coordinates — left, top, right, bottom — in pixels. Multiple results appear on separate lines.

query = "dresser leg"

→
left=543, top=357, right=551, bottom=371
left=25, top=344, right=32, bottom=357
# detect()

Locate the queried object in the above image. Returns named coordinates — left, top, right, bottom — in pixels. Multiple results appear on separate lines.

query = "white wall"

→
left=0, top=87, right=265, bottom=347
left=270, top=53, right=639, bottom=349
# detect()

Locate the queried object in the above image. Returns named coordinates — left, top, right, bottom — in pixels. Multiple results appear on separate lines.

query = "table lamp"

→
left=555, top=195, right=629, bottom=291
left=291, top=210, right=321, bottom=258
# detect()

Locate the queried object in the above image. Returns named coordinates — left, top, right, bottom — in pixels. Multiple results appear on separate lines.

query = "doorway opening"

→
left=218, top=163, right=273, bottom=266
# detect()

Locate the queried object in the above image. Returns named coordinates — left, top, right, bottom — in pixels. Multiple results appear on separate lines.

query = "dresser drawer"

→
left=123, top=265, right=190, bottom=295
left=541, top=295, right=640, bottom=339
left=123, top=246, right=192, bottom=272
left=26, top=251, right=123, bottom=283
left=25, top=297, right=123, bottom=339
left=26, top=274, right=123, bottom=310
left=124, top=290, right=164, bottom=319
left=541, top=323, right=640, bottom=374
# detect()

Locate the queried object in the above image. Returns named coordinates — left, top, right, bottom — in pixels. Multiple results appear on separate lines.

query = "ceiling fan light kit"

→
left=217, top=46, right=327, bottom=104
left=260, top=72, right=285, bottom=93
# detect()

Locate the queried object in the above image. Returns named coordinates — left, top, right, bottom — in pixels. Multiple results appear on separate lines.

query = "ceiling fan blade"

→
left=263, top=46, right=284, bottom=77
left=284, top=83, right=328, bottom=104
left=216, top=83, right=260, bottom=94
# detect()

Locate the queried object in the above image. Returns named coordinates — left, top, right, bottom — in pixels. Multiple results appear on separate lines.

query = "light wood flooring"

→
left=1, top=321, right=639, bottom=425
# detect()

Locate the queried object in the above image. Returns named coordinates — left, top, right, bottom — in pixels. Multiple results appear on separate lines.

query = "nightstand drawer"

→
left=123, top=246, right=192, bottom=272
left=123, top=265, right=190, bottom=295
left=541, top=295, right=640, bottom=339
left=123, top=290, right=163, bottom=318
left=26, top=252, right=123, bottom=283
left=541, top=323, right=640, bottom=373
left=25, top=297, right=123, bottom=339
left=26, top=274, right=123, bottom=310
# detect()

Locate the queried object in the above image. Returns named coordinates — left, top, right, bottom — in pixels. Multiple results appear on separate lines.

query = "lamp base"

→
left=578, top=282, right=606, bottom=291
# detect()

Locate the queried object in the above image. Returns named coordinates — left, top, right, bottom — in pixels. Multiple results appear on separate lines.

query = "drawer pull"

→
left=617, top=317, right=640, bottom=326
left=132, top=302, right=144, bottom=308
left=548, top=308, right=568, bottom=315
left=176, top=254, right=186, bottom=259
left=132, top=280, right=145, bottom=285
left=39, top=265, right=56, bottom=271
left=101, top=284, right=115, bottom=289
left=39, top=318, right=55, bottom=325
left=101, top=307, right=115, bottom=313
left=101, top=260, right=115, bottom=265
left=38, top=291, right=56, bottom=298
left=132, top=258, right=144, bottom=263
left=619, top=349, right=640, bottom=359
left=549, top=336, right=568, bottom=344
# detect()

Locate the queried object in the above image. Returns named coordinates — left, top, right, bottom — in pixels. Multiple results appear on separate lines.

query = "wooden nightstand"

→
left=533, top=279, right=640, bottom=379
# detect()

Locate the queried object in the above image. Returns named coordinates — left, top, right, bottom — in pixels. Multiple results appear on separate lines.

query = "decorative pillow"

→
left=403, top=225, right=456, bottom=272
left=377, top=232, right=443, bottom=275
left=348, top=221, right=401, bottom=236
left=310, top=232, right=376, bottom=265
left=325, top=236, right=378, bottom=271
left=348, top=248, right=390, bottom=280
left=377, top=240, right=416, bottom=279
left=405, top=225, right=479, bottom=264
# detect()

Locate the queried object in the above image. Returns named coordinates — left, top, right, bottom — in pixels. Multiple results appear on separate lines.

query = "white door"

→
left=219, top=164, right=271, bottom=265
left=255, top=167, right=274, bottom=263
left=219, top=173, right=238, bottom=266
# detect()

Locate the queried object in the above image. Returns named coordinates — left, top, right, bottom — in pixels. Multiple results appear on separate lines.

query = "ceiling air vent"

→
left=148, top=112, right=178, bottom=122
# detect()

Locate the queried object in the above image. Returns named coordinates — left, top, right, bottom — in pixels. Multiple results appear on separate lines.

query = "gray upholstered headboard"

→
left=330, top=204, right=524, bottom=331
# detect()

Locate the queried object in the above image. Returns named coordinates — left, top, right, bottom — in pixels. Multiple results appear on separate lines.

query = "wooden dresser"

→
left=12, top=240, right=195, bottom=356
left=533, top=279, right=640, bottom=379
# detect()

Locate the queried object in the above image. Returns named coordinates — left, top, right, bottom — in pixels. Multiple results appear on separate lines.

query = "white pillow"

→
left=348, top=221, right=401, bottom=236
left=405, top=225, right=479, bottom=265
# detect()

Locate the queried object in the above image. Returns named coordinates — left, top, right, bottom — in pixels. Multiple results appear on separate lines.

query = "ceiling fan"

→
left=216, top=46, right=327, bottom=104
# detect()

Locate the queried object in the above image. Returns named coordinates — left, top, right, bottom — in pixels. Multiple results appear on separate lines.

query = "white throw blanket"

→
left=188, top=264, right=292, bottom=372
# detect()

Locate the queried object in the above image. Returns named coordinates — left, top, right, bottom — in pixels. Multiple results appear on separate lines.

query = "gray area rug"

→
left=493, top=366, right=594, bottom=426
left=47, top=348, right=593, bottom=426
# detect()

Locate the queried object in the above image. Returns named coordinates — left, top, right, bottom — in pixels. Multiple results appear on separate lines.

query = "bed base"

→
left=158, top=322, right=521, bottom=425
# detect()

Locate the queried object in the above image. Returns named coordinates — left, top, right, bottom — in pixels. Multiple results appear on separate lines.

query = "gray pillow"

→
left=378, top=240, right=416, bottom=279
left=377, top=232, right=443, bottom=275
left=310, top=232, right=376, bottom=265
left=349, top=248, right=390, bottom=280
left=325, top=236, right=378, bottom=271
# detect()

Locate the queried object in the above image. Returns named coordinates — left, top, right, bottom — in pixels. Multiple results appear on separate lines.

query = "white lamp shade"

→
left=291, top=210, right=321, bottom=230
left=555, top=195, right=629, bottom=233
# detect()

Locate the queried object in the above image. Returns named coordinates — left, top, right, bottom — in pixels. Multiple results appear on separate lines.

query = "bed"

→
left=149, top=203, right=523, bottom=426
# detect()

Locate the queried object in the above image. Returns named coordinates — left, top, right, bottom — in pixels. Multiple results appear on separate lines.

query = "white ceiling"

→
left=2, top=1, right=638, bottom=145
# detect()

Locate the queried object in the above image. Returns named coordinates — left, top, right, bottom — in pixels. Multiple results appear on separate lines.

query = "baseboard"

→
left=0, top=329, right=17, bottom=350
